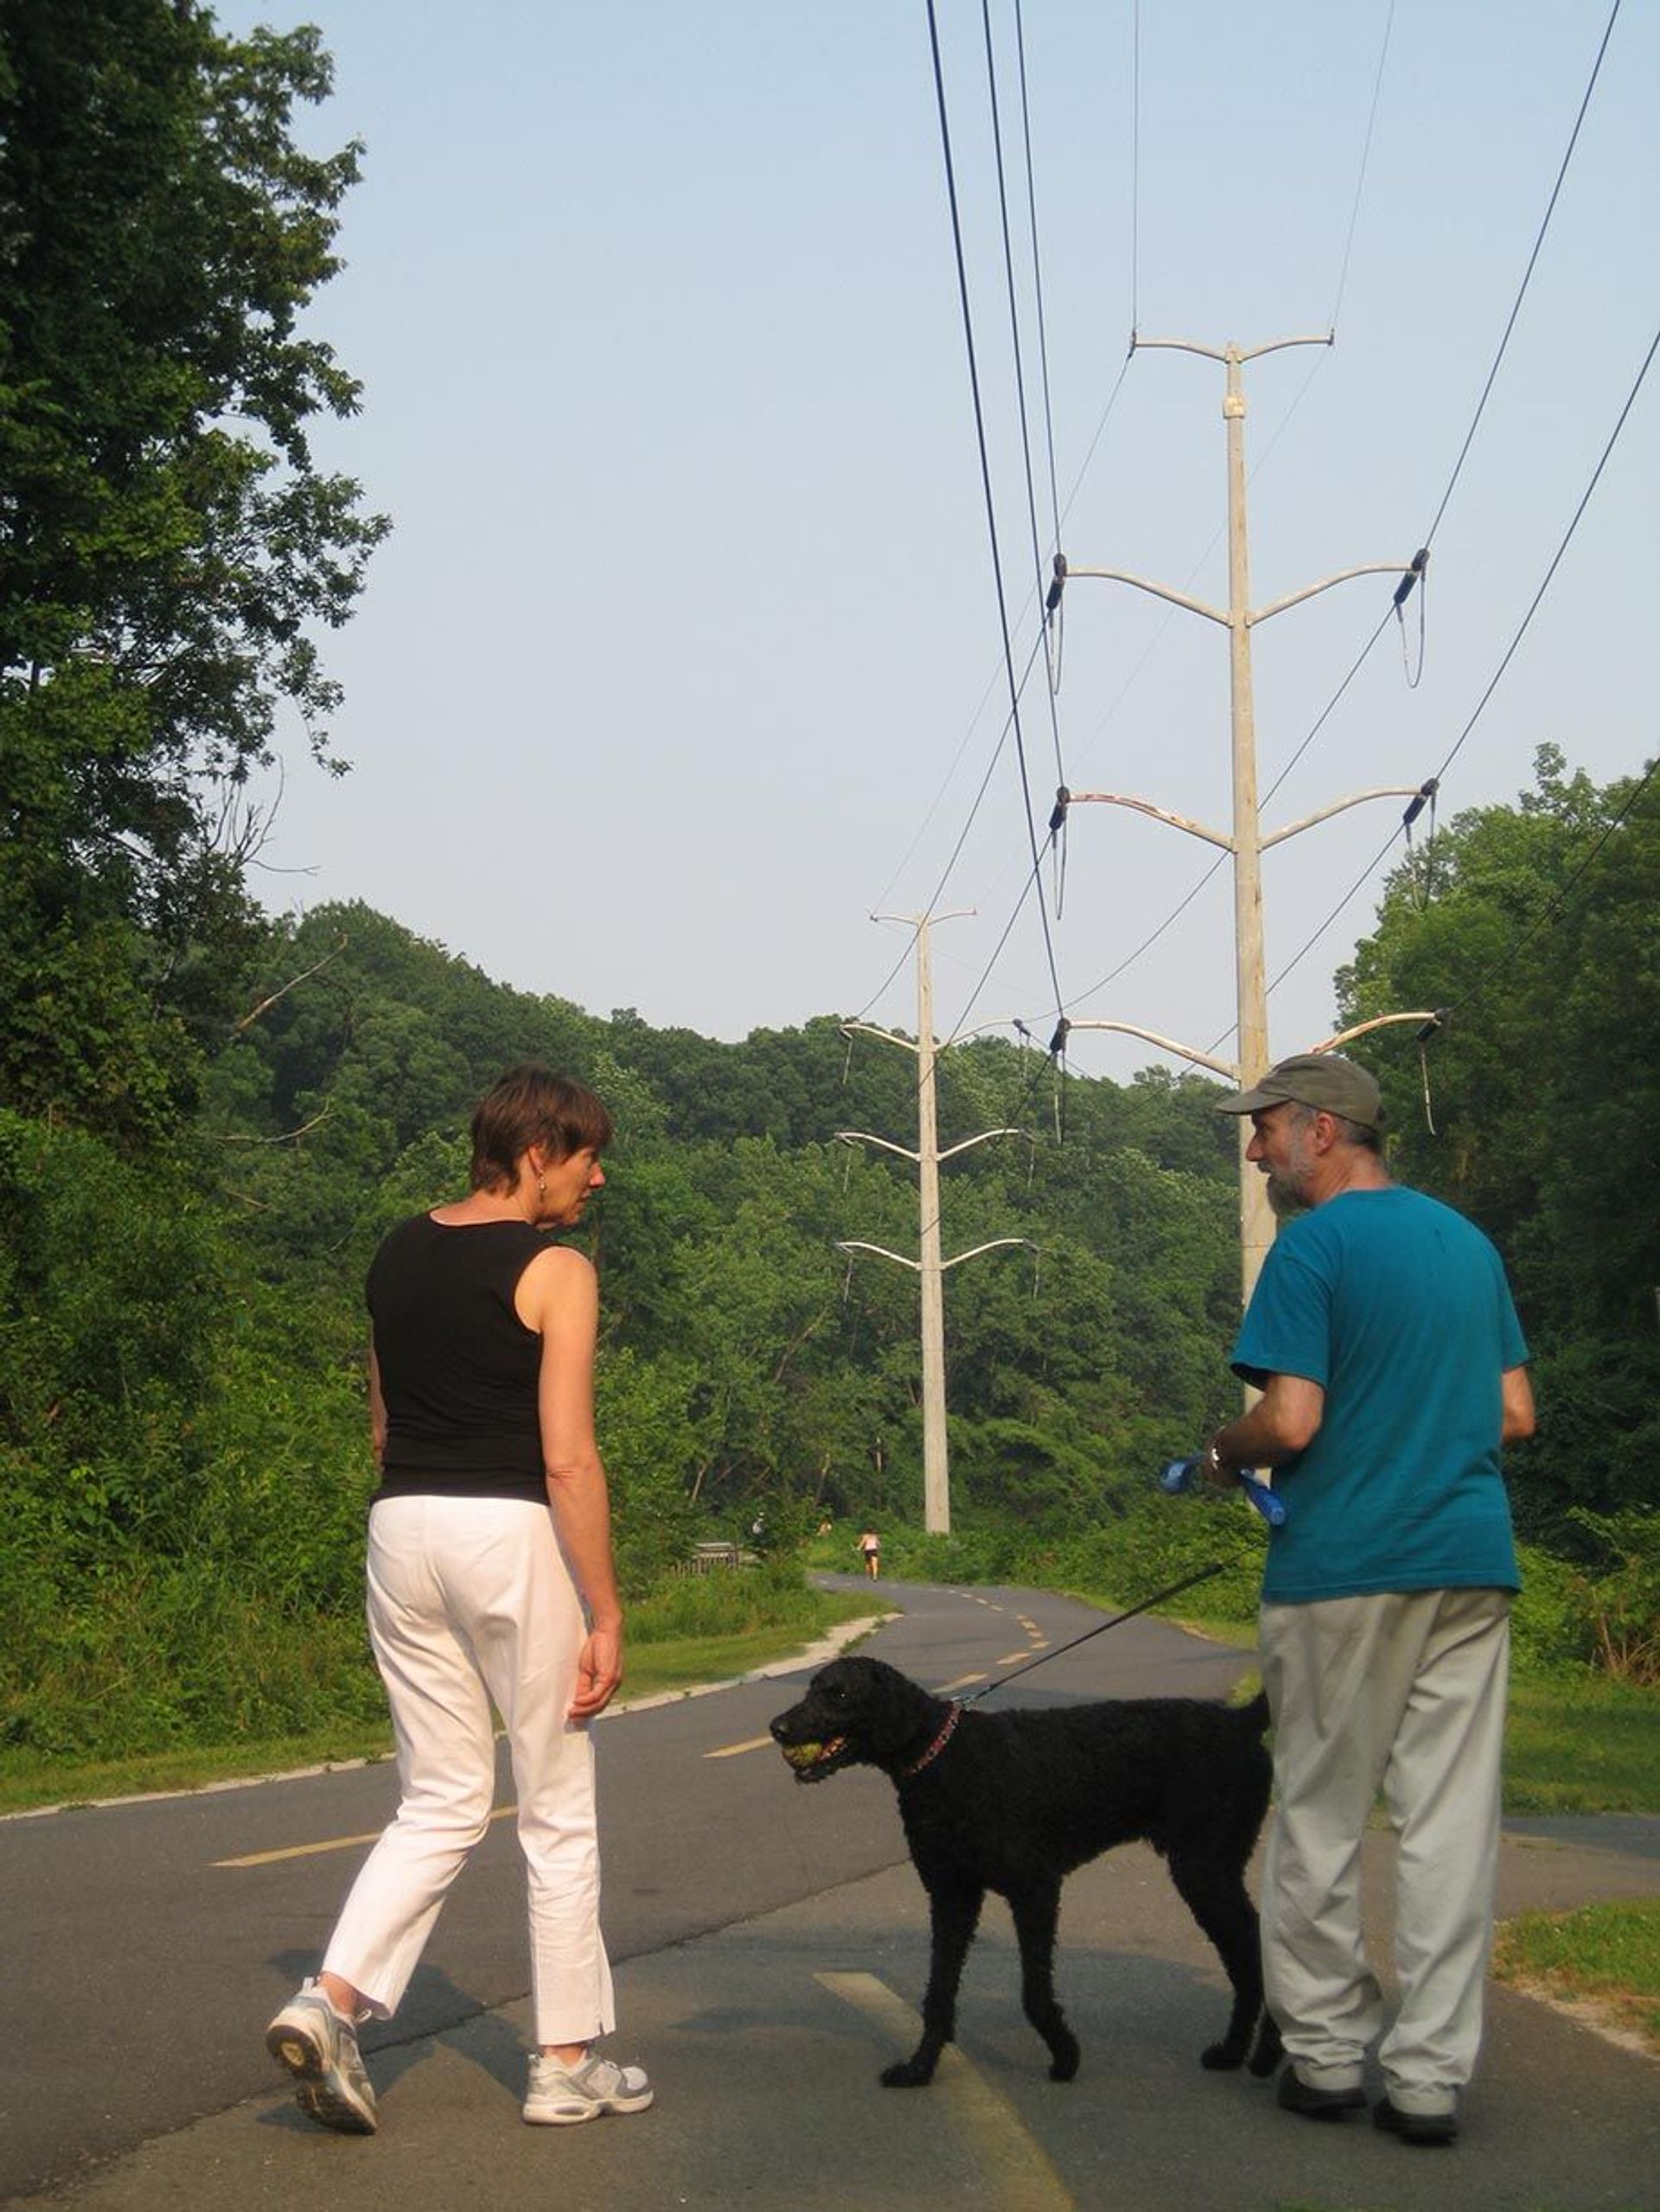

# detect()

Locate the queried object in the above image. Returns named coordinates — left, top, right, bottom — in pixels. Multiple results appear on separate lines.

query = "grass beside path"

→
left=0, top=1584, right=884, bottom=1815
left=1504, top=1674, right=1658, bottom=1814
left=1493, top=1901, right=1660, bottom=2054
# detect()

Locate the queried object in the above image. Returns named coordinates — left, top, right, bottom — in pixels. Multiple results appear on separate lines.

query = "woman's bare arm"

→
left=519, top=1246, right=625, bottom=1719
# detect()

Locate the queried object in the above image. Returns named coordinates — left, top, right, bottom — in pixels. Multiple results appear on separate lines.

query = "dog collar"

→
left=897, top=1699, right=963, bottom=1780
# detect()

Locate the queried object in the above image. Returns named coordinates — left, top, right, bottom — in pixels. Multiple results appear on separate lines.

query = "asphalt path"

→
left=6, top=1577, right=1656, bottom=2209
left=3, top=1575, right=1254, bottom=2203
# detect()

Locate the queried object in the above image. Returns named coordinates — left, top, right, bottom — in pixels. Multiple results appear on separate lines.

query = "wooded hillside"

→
left=3, top=10, right=1653, bottom=1758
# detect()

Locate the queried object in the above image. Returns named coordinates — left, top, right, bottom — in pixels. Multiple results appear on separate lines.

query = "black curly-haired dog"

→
left=770, top=1654, right=1282, bottom=2088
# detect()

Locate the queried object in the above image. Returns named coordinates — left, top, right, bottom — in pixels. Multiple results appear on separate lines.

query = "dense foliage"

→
left=0, top=0, right=386, bottom=1142
left=1338, top=745, right=1660, bottom=1553
left=0, top=904, right=1259, bottom=1753
left=7, top=797, right=1657, bottom=1758
left=195, top=898, right=1248, bottom=1546
left=0, top=16, right=1652, bottom=1763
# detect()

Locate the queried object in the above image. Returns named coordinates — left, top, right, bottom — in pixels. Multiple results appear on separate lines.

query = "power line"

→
left=1327, top=0, right=1396, bottom=331
left=939, top=845, right=1049, bottom=1049
left=1430, top=317, right=1657, bottom=787
left=1058, top=510, right=1393, bottom=1023
left=879, top=3, right=1607, bottom=1055
left=854, top=624, right=1051, bottom=1023
left=1254, top=0, right=1616, bottom=833
left=1072, top=4, right=1623, bottom=1035
left=917, top=0, right=1065, bottom=1024
left=1057, top=353, right=1133, bottom=535
left=979, top=0, right=1068, bottom=791
left=1069, top=3, right=1409, bottom=803
left=1421, top=0, right=1623, bottom=551
left=1070, top=848, right=1230, bottom=1010
left=1095, top=2, right=1399, bottom=814
left=1438, top=755, right=1659, bottom=1023
left=1251, top=818, right=1402, bottom=1018
left=967, top=519, right=1393, bottom=1029
left=1260, top=607, right=1395, bottom=809
left=864, top=34, right=1143, bottom=961
left=862, top=350, right=1133, bottom=937
left=1014, top=0, right=1063, bottom=562
left=1231, top=316, right=1660, bottom=1027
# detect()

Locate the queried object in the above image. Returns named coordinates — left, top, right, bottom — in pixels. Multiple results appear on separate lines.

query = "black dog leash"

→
left=954, top=1558, right=1236, bottom=1709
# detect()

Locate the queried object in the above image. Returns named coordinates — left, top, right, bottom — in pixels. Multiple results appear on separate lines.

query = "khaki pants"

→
left=1259, top=1586, right=1510, bottom=2114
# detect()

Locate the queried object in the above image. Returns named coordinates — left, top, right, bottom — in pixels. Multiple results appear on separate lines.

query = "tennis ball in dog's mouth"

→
left=781, top=1741, right=826, bottom=1770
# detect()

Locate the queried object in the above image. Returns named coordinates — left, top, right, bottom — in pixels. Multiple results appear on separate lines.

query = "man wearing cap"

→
left=1204, top=1052, right=1534, bottom=2148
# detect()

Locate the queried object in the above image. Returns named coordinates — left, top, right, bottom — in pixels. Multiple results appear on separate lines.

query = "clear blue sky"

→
left=221, top=0, right=1657, bottom=1082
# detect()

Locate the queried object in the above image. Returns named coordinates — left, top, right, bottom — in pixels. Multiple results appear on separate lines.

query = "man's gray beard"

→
left=1266, top=1170, right=1311, bottom=1219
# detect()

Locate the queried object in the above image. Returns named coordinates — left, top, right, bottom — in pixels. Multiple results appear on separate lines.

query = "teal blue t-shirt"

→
left=1229, top=1185, right=1527, bottom=1604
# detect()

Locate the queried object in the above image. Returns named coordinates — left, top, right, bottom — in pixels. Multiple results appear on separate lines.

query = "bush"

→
left=1564, top=1510, right=1660, bottom=1684
left=0, top=1562, right=382, bottom=1758
left=630, top=1553, right=828, bottom=1644
left=1511, top=1541, right=1591, bottom=1676
left=1511, top=1518, right=1660, bottom=1684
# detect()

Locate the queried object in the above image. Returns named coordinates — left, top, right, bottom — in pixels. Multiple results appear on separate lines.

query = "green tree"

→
left=1338, top=747, right=1660, bottom=1533
left=0, top=0, right=386, bottom=1137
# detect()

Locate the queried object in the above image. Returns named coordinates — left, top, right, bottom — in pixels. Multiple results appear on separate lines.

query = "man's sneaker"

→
left=265, top=1981, right=378, bottom=2135
left=1276, top=2064, right=1367, bottom=2120
left=1374, top=2094, right=1459, bottom=2145
left=522, top=2049, right=654, bottom=2126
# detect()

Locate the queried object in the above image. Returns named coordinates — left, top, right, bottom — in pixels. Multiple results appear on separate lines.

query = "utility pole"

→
left=839, top=912, right=1031, bottom=1534
left=1050, top=333, right=1429, bottom=1305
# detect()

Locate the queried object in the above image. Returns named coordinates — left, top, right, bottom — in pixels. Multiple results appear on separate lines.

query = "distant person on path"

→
left=1204, top=1052, right=1534, bottom=2149
left=857, top=1527, right=881, bottom=1580
left=265, top=1066, right=651, bottom=2133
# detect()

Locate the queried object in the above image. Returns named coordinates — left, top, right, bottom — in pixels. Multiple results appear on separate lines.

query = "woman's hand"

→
left=519, top=1245, right=629, bottom=1720
left=569, top=1623, right=622, bottom=1720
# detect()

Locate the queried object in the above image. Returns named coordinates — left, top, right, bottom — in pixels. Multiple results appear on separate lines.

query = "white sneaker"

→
left=265, top=1980, right=378, bottom=2135
left=523, top=2049, right=654, bottom=2125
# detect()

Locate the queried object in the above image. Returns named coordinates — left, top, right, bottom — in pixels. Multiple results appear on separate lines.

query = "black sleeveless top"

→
left=367, top=1213, right=551, bottom=1505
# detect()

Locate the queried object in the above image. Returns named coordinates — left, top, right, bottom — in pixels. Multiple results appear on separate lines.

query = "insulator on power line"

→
left=1393, top=546, right=1430, bottom=608
left=1045, top=552, right=1068, bottom=615
left=1049, top=786, right=1070, bottom=835
left=1013, top=1018, right=1032, bottom=1041
left=1048, top=1017, right=1070, bottom=1057
left=1414, top=1010, right=1447, bottom=1046
left=1401, top=776, right=1439, bottom=829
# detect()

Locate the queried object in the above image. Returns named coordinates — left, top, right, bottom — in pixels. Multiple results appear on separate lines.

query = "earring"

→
left=537, top=1174, right=546, bottom=1202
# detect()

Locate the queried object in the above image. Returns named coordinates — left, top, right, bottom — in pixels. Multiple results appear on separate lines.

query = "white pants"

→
left=1259, top=1586, right=1510, bottom=2113
left=322, top=1494, right=616, bottom=2047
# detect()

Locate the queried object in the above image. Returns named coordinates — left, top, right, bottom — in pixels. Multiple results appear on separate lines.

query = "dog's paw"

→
left=1047, top=2040, right=1081, bottom=2083
left=1200, top=2037, right=1247, bottom=2070
left=879, top=2056, right=937, bottom=2089
left=1247, top=2017, right=1284, bottom=2078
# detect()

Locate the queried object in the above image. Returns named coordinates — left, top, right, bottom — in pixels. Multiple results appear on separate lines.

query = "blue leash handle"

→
left=1159, top=1456, right=1288, bottom=1528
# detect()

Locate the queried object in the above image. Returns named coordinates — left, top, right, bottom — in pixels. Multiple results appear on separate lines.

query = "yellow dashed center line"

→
left=230, top=1625, right=1055, bottom=1851
left=214, top=1804, right=517, bottom=1868
left=817, top=1972, right=1076, bottom=2210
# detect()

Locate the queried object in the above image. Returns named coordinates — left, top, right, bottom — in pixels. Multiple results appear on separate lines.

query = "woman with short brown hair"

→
left=266, top=1065, right=649, bottom=2132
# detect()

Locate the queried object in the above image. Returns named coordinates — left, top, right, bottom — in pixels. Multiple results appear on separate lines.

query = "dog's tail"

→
left=1238, top=1687, right=1271, bottom=1735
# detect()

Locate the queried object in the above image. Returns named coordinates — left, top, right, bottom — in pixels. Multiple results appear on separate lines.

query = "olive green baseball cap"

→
left=1211, top=1051, right=1385, bottom=1133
